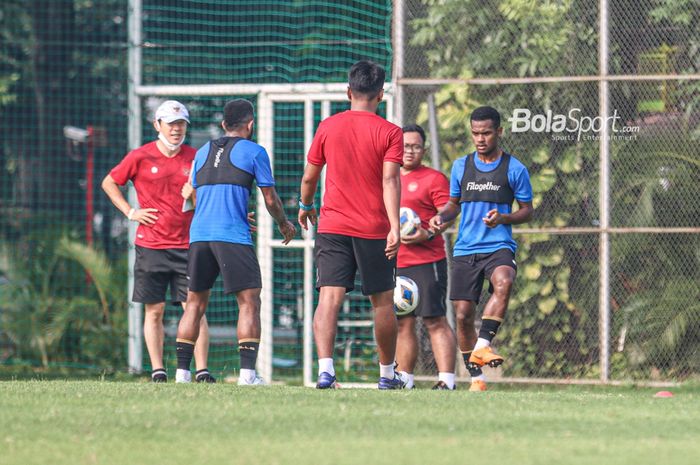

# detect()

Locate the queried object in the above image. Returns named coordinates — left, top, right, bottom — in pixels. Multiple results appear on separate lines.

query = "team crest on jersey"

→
left=183, top=167, right=190, bottom=176
left=408, top=182, right=418, bottom=192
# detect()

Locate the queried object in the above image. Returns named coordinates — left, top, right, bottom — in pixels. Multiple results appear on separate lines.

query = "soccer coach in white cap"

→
left=102, top=100, right=215, bottom=383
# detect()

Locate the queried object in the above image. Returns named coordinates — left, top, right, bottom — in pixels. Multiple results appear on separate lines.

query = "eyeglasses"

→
left=403, top=144, right=424, bottom=153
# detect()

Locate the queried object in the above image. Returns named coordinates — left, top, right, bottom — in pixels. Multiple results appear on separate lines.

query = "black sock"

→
left=239, top=340, right=260, bottom=370
left=176, top=339, right=195, bottom=370
left=479, top=318, right=502, bottom=342
left=462, top=351, right=483, bottom=377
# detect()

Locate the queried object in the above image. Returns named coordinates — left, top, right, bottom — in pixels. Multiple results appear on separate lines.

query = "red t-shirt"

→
left=397, top=165, right=449, bottom=268
left=109, top=141, right=195, bottom=249
left=307, top=110, right=403, bottom=239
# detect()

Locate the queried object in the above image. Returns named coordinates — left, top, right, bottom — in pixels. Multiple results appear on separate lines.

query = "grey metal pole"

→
left=598, top=0, right=610, bottom=383
left=392, top=0, right=405, bottom=126
left=427, top=93, right=440, bottom=170
left=127, top=0, right=143, bottom=374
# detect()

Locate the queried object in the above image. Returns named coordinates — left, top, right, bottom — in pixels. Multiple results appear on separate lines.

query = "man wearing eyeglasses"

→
left=395, top=124, right=457, bottom=390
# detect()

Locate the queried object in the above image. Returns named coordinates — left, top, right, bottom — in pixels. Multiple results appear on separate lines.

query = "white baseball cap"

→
left=154, top=100, right=190, bottom=123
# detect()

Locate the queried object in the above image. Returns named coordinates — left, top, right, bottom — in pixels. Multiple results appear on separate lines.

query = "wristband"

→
left=127, top=208, right=136, bottom=220
left=298, top=199, right=315, bottom=211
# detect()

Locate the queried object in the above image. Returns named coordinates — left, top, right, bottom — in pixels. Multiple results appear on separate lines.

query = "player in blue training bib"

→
left=173, top=99, right=296, bottom=386
left=428, top=106, right=533, bottom=391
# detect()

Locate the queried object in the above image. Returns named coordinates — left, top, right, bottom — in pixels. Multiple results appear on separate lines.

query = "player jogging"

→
left=102, top=100, right=214, bottom=383
left=174, top=99, right=296, bottom=385
left=429, top=106, right=533, bottom=391
left=298, top=60, right=407, bottom=389
left=395, top=124, right=457, bottom=390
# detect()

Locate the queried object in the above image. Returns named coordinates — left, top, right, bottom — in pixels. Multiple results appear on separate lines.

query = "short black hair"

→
left=470, top=106, right=501, bottom=129
left=223, top=99, right=254, bottom=130
left=402, top=124, right=426, bottom=145
left=348, top=60, right=385, bottom=99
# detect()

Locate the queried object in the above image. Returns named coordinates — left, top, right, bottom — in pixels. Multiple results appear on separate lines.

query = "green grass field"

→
left=1, top=381, right=698, bottom=465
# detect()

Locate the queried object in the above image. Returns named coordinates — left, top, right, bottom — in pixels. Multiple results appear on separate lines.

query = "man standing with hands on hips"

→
left=429, top=106, right=533, bottom=391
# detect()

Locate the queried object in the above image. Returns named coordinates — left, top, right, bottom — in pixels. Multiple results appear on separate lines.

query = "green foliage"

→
left=0, top=73, right=19, bottom=106
left=0, top=231, right=126, bottom=369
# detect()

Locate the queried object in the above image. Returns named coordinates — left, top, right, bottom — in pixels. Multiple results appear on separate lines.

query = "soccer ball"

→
left=399, top=207, right=421, bottom=237
left=393, top=276, right=420, bottom=316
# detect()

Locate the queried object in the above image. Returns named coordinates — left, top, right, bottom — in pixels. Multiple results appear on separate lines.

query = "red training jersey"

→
left=307, top=110, right=403, bottom=239
left=397, top=165, right=449, bottom=268
left=109, top=141, right=195, bottom=249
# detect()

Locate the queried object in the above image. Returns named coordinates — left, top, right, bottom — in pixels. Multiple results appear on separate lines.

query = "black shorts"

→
left=397, top=259, right=447, bottom=319
left=132, top=246, right=189, bottom=305
left=449, top=248, right=517, bottom=303
left=315, top=233, right=396, bottom=296
left=188, top=241, right=262, bottom=294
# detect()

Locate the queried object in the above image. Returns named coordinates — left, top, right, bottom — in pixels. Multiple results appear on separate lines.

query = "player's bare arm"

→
left=260, top=186, right=297, bottom=244
left=429, top=196, right=460, bottom=232
left=382, top=160, right=401, bottom=260
left=297, top=163, right=323, bottom=230
left=483, top=199, right=533, bottom=228
left=101, top=174, right=159, bottom=225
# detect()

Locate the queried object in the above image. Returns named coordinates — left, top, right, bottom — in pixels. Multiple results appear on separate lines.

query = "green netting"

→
left=0, top=0, right=129, bottom=372
left=142, top=0, right=393, bottom=84
left=3, top=0, right=698, bottom=385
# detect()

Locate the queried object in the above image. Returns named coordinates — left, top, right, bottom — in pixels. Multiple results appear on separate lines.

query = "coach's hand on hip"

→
left=130, top=208, right=159, bottom=225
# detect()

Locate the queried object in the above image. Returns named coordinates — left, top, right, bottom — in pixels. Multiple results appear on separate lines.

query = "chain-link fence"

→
left=398, top=0, right=700, bottom=382
left=0, top=0, right=697, bottom=384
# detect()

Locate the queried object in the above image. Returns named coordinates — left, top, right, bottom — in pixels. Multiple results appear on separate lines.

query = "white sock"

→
left=175, top=369, right=191, bottom=383
left=318, top=358, right=335, bottom=377
left=474, top=338, right=490, bottom=351
left=401, top=371, right=414, bottom=389
left=472, top=373, right=486, bottom=382
left=379, top=362, right=395, bottom=379
left=438, top=372, right=455, bottom=389
left=239, top=368, right=256, bottom=383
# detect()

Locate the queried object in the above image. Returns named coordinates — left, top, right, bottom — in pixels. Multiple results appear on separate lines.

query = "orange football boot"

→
left=468, top=346, right=504, bottom=368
